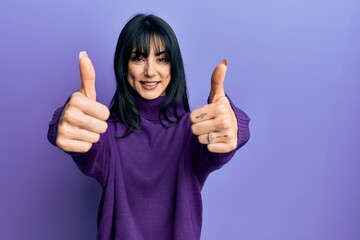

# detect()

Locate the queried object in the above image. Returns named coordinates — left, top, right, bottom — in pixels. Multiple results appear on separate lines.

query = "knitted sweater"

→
left=47, top=96, right=250, bottom=240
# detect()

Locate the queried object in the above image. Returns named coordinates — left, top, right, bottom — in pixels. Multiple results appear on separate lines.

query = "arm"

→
left=47, top=102, right=110, bottom=186
left=191, top=99, right=250, bottom=185
left=47, top=52, right=110, bottom=185
left=190, top=60, right=250, bottom=184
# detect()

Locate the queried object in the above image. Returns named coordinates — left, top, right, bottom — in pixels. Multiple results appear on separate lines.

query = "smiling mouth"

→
left=140, top=81, right=159, bottom=85
left=140, top=81, right=160, bottom=89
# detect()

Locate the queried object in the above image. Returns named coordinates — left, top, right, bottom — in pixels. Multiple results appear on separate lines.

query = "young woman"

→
left=48, top=14, right=250, bottom=240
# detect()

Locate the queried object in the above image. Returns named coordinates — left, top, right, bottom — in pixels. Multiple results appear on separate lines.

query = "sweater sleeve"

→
left=191, top=97, right=250, bottom=186
left=47, top=104, right=110, bottom=187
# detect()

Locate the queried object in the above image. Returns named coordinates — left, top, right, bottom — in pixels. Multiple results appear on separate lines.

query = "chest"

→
left=113, top=118, right=192, bottom=186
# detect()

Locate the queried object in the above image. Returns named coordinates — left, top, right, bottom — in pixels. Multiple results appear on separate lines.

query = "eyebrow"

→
left=155, top=50, right=168, bottom=56
left=131, top=50, right=168, bottom=56
left=131, top=51, right=145, bottom=56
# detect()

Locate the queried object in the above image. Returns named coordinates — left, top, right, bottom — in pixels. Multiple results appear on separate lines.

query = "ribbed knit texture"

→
left=48, top=96, right=250, bottom=240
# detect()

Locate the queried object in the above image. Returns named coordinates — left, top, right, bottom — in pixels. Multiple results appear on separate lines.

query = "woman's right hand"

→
left=56, top=52, right=110, bottom=153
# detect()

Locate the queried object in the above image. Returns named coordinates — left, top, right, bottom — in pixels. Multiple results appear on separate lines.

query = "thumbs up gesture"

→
left=190, top=60, right=238, bottom=153
left=56, top=52, right=110, bottom=153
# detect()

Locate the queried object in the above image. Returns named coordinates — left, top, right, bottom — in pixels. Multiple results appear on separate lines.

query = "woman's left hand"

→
left=190, top=60, right=238, bottom=153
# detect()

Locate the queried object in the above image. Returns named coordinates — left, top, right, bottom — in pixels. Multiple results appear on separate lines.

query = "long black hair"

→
left=110, top=14, right=190, bottom=137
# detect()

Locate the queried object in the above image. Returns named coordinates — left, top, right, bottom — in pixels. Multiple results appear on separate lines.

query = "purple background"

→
left=1, top=0, right=359, bottom=239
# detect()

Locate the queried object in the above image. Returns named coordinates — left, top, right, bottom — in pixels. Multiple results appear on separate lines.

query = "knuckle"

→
left=221, top=97, right=230, bottom=104
left=69, top=92, right=79, bottom=100
left=215, top=104, right=227, bottom=115
left=57, top=124, right=72, bottom=139
left=62, top=110, right=78, bottom=125
left=227, top=131, right=235, bottom=140
left=67, top=100, right=76, bottom=109
left=219, top=118, right=230, bottom=129
left=70, top=91, right=85, bottom=100
left=55, top=137, right=62, bottom=147
left=68, top=95, right=80, bottom=106
left=56, top=138, right=67, bottom=150
left=229, top=141, right=237, bottom=151
left=69, top=94, right=85, bottom=108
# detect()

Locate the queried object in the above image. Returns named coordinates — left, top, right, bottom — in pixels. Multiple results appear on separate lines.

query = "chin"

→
left=139, top=92, right=162, bottom=100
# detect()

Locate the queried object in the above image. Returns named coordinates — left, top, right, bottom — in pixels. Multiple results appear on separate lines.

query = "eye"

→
left=130, top=56, right=145, bottom=63
left=130, top=52, right=146, bottom=63
left=158, top=57, right=169, bottom=64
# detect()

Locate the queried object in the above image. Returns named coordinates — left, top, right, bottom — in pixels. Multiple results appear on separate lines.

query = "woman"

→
left=48, top=14, right=250, bottom=240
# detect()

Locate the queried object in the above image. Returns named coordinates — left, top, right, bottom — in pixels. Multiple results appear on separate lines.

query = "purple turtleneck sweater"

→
left=48, top=96, right=250, bottom=240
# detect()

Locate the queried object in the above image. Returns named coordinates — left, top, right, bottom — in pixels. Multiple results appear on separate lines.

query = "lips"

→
left=140, top=81, right=160, bottom=90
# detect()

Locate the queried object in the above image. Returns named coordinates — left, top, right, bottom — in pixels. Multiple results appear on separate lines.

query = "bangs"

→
left=131, top=31, right=167, bottom=56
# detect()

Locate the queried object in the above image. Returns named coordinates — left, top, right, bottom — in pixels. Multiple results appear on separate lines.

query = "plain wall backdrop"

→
left=1, top=0, right=359, bottom=239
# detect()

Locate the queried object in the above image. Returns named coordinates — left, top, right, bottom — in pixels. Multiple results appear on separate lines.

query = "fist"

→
left=190, top=60, right=238, bottom=153
left=56, top=52, right=110, bottom=153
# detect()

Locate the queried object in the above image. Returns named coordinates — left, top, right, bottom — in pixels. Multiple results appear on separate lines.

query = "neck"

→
left=136, top=95, right=185, bottom=121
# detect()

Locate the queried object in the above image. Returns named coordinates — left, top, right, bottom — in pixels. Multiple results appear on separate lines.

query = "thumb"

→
left=209, top=59, right=228, bottom=103
left=79, top=51, right=96, bottom=101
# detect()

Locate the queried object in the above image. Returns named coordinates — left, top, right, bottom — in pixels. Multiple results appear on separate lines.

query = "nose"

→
left=145, top=59, right=156, bottom=78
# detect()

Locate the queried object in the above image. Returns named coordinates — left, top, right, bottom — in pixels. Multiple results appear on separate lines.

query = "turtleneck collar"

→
left=136, top=95, right=186, bottom=121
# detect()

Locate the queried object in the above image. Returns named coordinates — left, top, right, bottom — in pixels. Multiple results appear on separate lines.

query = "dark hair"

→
left=110, top=14, right=190, bottom=137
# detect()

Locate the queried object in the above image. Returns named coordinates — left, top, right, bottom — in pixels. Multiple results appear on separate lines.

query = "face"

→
left=127, top=40, right=171, bottom=100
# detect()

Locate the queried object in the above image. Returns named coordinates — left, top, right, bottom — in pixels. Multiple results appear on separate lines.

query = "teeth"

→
left=142, top=82, right=158, bottom=86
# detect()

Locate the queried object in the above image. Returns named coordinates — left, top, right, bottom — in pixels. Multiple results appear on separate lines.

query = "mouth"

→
left=140, top=81, right=160, bottom=90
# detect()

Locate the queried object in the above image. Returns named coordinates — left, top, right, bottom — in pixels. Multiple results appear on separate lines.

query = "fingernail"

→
left=79, top=51, right=88, bottom=59
left=221, top=59, right=228, bottom=67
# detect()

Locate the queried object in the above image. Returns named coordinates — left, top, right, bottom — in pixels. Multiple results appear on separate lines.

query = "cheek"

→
left=163, top=67, right=171, bottom=81
left=127, top=73, right=136, bottom=89
left=127, top=65, right=143, bottom=82
left=127, top=65, right=138, bottom=85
